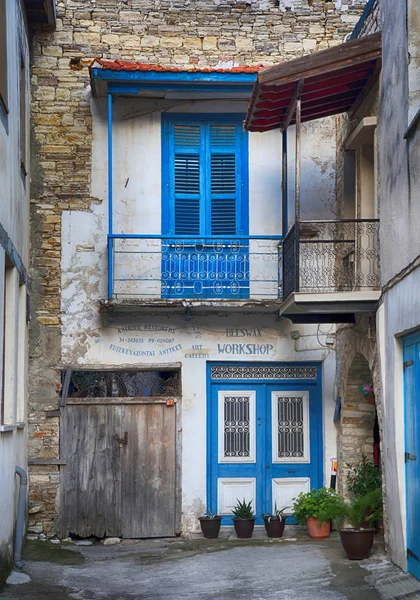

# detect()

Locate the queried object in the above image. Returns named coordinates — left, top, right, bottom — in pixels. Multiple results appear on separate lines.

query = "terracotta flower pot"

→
left=263, top=517, right=285, bottom=538
left=199, top=516, right=222, bottom=539
left=339, top=528, right=375, bottom=560
left=233, top=518, right=255, bottom=538
left=306, top=517, right=331, bottom=539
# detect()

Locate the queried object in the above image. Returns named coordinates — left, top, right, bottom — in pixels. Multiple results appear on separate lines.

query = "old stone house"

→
left=27, top=0, right=375, bottom=544
left=0, top=0, right=56, bottom=583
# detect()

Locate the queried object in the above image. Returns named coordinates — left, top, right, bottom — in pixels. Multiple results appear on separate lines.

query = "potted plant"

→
left=292, top=487, right=343, bottom=539
left=198, top=511, right=222, bottom=539
left=346, top=455, right=382, bottom=530
left=334, top=487, right=382, bottom=560
left=261, top=504, right=290, bottom=538
left=232, top=499, right=255, bottom=539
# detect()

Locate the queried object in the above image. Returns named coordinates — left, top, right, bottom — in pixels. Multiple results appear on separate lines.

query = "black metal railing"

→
left=282, top=219, right=380, bottom=298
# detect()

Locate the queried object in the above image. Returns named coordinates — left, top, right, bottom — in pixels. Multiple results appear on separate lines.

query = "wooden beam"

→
left=282, top=79, right=303, bottom=131
left=348, top=58, right=382, bottom=118
left=259, top=32, right=381, bottom=86
left=29, top=459, right=67, bottom=465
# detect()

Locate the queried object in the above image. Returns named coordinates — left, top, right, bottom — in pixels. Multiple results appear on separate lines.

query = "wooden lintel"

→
left=282, top=79, right=304, bottom=131
left=348, top=58, right=382, bottom=118
left=66, top=396, right=180, bottom=405
left=29, top=459, right=67, bottom=465
left=259, top=32, right=381, bottom=86
left=46, top=410, right=60, bottom=418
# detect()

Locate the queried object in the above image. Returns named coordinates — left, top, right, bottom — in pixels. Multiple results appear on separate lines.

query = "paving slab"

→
left=0, top=531, right=419, bottom=600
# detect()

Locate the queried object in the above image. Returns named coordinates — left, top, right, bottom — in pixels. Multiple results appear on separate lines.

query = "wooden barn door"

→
left=60, top=399, right=178, bottom=539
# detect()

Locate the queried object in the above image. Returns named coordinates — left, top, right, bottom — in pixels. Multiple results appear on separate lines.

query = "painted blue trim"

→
left=107, top=92, right=113, bottom=299
left=108, top=234, right=282, bottom=240
left=206, top=361, right=324, bottom=525
left=92, top=68, right=257, bottom=85
left=403, top=331, right=420, bottom=579
left=350, top=0, right=376, bottom=40
left=161, top=113, right=250, bottom=237
left=108, top=83, right=255, bottom=95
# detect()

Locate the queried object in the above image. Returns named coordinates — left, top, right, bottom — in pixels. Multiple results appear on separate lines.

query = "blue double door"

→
left=404, top=333, right=420, bottom=580
left=208, top=376, right=323, bottom=524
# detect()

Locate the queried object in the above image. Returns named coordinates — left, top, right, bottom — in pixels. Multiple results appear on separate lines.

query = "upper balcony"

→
left=92, top=34, right=382, bottom=322
left=281, top=219, right=380, bottom=323
left=104, top=234, right=282, bottom=315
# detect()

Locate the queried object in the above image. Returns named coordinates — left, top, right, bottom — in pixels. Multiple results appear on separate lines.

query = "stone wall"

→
left=28, top=0, right=370, bottom=537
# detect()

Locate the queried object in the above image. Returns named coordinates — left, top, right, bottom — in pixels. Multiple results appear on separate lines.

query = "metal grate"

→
left=63, top=370, right=180, bottom=399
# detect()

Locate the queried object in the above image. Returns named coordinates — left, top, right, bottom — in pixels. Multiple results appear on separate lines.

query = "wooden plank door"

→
left=60, top=404, right=124, bottom=538
left=122, top=403, right=177, bottom=537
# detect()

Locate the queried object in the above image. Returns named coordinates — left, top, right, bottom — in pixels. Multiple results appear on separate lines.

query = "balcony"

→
left=281, top=219, right=380, bottom=323
left=102, top=235, right=282, bottom=316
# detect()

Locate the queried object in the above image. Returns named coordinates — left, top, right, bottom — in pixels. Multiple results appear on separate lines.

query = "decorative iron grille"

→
left=211, top=365, right=317, bottom=380
left=109, top=235, right=281, bottom=300
left=223, top=395, right=251, bottom=458
left=277, top=396, right=304, bottom=459
left=282, top=219, right=380, bottom=295
left=62, top=369, right=180, bottom=398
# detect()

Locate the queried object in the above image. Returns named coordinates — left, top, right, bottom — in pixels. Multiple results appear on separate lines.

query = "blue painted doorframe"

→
left=403, top=332, right=420, bottom=580
left=206, top=362, right=323, bottom=525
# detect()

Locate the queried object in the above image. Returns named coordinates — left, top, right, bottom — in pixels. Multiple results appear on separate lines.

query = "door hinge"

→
left=404, top=360, right=414, bottom=369
left=408, top=548, right=420, bottom=562
left=405, top=452, right=417, bottom=462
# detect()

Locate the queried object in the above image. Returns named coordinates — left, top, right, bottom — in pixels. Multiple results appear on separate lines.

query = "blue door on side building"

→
left=207, top=363, right=323, bottom=524
left=404, top=333, right=420, bottom=580
left=161, top=114, right=249, bottom=299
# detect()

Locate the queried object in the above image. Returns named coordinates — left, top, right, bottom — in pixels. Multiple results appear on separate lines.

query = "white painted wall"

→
left=60, top=91, right=342, bottom=533
left=0, top=0, right=30, bottom=572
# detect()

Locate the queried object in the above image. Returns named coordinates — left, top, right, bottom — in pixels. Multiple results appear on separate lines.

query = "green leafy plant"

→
left=292, top=488, right=343, bottom=524
left=346, top=454, right=381, bottom=499
left=332, top=488, right=383, bottom=530
left=200, top=511, right=219, bottom=519
left=261, top=503, right=290, bottom=522
left=232, top=499, right=254, bottom=519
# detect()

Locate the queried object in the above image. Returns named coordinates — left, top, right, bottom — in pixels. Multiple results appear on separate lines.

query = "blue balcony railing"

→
left=107, top=235, right=282, bottom=301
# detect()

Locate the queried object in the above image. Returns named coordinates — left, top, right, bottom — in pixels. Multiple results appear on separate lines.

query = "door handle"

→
left=405, top=452, right=417, bottom=461
left=287, top=469, right=296, bottom=473
left=114, top=432, right=128, bottom=447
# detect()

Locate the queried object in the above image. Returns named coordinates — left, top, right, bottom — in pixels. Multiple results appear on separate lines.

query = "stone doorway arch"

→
left=337, top=352, right=380, bottom=497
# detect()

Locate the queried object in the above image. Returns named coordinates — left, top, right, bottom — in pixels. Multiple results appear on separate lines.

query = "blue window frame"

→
left=161, top=114, right=250, bottom=299
left=162, top=113, right=249, bottom=237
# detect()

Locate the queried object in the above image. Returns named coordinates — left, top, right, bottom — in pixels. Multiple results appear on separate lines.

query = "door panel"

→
left=60, top=405, right=124, bottom=538
left=404, top=337, right=420, bottom=579
left=122, top=403, right=177, bottom=538
left=209, top=376, right=322, bottom=524
left=61, top=401, right=177, bottom=539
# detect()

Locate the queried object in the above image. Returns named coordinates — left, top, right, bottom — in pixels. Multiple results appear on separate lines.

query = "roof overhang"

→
left=24, top=0, right=56, bottom=26
left=245, top=32, right=382, bottom=132
left=89, top=61, right=262, bottom=99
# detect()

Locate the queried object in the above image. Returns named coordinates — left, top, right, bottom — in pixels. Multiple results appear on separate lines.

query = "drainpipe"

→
left=14, top=466, right=27, bottom=569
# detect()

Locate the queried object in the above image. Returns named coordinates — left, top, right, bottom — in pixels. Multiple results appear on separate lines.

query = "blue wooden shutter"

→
left=173, top=124, right=201, bottom=235
left=209, top=124, right=239, bottom=236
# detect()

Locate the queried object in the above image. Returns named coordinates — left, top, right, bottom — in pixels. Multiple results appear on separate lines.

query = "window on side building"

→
left=19, top=47, right=27, bottom=177
left=0, top=0, right=8, bottom=128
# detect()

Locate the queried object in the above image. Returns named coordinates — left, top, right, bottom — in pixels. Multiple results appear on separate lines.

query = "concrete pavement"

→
left=1, top=529, right=420, bottom=600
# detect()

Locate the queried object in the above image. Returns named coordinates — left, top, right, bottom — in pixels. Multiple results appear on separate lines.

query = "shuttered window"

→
left=163, top=118, right=248, bottom=237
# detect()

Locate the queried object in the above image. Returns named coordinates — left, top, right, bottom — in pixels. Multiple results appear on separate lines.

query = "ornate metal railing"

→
left=282, top=219, right=380, bottom=298
left=108, top=235, right=282, bottom=300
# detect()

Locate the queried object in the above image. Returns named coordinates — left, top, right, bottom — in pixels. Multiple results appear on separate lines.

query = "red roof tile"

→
left=90, top=58, right=266, bottom=74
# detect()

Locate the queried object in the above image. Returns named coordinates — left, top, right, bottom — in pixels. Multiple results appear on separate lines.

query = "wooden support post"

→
left=282, top=129, right=288, bottom=238
left=295, top=98, right=301, bottom=224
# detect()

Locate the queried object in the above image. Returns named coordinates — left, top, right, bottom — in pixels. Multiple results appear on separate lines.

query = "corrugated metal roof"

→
left=245, top=33, right=382, bottom=132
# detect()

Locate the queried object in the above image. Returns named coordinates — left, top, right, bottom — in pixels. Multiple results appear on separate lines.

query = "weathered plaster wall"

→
left=0, top=0, right=31, bottom=583
left=29, top=0, right=370, bottom=536
left=378, top=0, right=420, bottom=285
